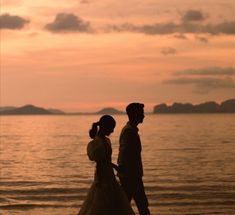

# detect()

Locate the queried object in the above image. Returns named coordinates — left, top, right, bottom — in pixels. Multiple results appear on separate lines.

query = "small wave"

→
left=147, top=192, right=235, bottom=202
left=150, top=200, right=235, bottom=207
left=0, top=203, right=79, bottom=210
left=145, top=184, right=235, bottom=192
left=52, top=135, right=80, bottom=138
left=0, top=179, right=92, bottom=187
left=158, top=147, right=200, bottom=151
left=0, top=187, right=89, bottom=195
left=12, top=194, right=85, bottom=202
left=0, top=181, right=53, bottom=187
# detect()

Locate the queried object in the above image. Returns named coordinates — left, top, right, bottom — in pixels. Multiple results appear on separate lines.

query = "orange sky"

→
left=1, top=0, right=235, bottom=112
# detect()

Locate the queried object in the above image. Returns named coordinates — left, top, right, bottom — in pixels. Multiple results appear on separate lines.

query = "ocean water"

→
left=0, top=114, right=235, bottom=215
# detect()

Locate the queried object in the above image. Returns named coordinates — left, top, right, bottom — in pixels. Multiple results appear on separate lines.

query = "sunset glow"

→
left=1, top=0, right=235, bottom=112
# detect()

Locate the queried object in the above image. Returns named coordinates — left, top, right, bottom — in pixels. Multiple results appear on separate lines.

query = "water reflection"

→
left=1, top=114, right=235, bottom=215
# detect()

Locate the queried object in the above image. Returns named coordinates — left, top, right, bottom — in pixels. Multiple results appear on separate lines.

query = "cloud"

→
left=174, top=34, right=188, bottom=40
left=165, top=67, right=235, bottom=93
left=164, top=77, right=235, bottom=93
left=211, top=21, right=235, bottom=35
left=161, top=47, right=177, bottom=55
left=195, top=35, right=208, bottom=43
left=181, top=10, right=206, bottom=22
left=0, top=13, right=29, bottom=29
left=108, top=21, right=235, bottom=35
left=45, top=13, right=92, bottom=33
left=175, top=67, right=235, bottom=76
left=109, top=22, right=179, bottom=35
left=80, top=0, right=90, bottom=4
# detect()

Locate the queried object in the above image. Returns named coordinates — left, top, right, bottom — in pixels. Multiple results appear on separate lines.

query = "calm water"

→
left=0, top=114, right=235, bottom=215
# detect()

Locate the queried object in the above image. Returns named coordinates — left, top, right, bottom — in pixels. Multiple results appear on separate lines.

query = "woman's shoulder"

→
left=87, top=136, right=103, bottom=152
left=87, top=137, right=105, bottom=161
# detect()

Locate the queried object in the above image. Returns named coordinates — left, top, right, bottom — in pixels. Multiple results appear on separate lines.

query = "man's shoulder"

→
left=124, top=122, right=138, bottom=130
left=121, top=124, right=136, bottom=134
left=120, top=124, right=138, bottom=141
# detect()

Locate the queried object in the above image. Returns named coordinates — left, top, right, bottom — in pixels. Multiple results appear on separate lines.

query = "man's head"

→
left=126, top=103, right=145, bottom=124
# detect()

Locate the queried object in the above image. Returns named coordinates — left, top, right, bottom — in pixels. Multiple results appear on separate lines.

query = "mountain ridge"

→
left=153, top=99, right=235, bottom=113
left=1, top=99, right=235, bottom=115
left=0, top=105, right=52, bottom=115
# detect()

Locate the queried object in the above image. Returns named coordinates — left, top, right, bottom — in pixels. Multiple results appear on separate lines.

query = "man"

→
left=117, top=103, right=150, bottom=215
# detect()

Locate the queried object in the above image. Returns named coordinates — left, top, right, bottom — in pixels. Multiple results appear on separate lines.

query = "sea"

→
left=0, top=114, right=235, bottom=215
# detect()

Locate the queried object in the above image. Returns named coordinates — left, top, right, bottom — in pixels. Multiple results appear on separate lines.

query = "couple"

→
left=78, top=103, right=151, bottom=215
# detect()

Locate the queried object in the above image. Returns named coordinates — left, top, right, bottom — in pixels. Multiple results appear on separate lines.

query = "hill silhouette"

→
left=0, top=105, right=123, bottom=115
left=47, top=108, right=65, bottom=114
left=0, top=105, right=52, bottom=115
left=96, top=107, right=124, bottom=115
left=153, top=99, right=235, bottom=113
left=0, top=106, right=16, bottom=112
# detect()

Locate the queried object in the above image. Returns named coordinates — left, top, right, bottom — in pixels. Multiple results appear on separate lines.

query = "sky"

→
left=1, top=0, right=235, bottom=112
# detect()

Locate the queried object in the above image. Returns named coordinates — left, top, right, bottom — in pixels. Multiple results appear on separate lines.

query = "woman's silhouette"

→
left=78, top=115, right=135, bottom=215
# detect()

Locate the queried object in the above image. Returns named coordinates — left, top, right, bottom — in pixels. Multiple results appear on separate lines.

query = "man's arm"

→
left=118, top=129, right=138, bottom=170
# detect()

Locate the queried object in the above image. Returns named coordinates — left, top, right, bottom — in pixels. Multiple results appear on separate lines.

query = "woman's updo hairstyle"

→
left=89, top=122, right=99, bottom=139
left=89, top=115, right=116, bottom=139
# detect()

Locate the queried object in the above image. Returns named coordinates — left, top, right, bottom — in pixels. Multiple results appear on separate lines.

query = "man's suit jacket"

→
left=117, top=122, right=143, bottom=178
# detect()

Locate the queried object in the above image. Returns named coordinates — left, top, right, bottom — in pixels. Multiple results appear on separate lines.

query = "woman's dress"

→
left=78, top=136, right=135, bottom=215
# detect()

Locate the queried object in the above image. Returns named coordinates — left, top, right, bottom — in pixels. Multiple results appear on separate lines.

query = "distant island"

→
left=0, top=105, right=123, bottom=115
left=0, top=105, right=55, bottom=115
left=96, top=107, right=124, bottom=115
left=153, top=99, right=235, bottom=113
left=0, top=99, right=234, bottom=115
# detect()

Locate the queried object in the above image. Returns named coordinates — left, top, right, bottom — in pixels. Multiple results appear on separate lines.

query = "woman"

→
left=78, top=115, right=135, bottom=215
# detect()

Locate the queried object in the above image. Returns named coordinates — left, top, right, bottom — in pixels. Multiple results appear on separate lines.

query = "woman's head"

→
left=89, top=115, right=116, bottom=139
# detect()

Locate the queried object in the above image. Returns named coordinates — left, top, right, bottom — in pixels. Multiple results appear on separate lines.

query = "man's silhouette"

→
left=117, top=103, right=150, bottom=215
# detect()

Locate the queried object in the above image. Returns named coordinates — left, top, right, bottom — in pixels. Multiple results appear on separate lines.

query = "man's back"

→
left=118, top=122, right=143, bottom=178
